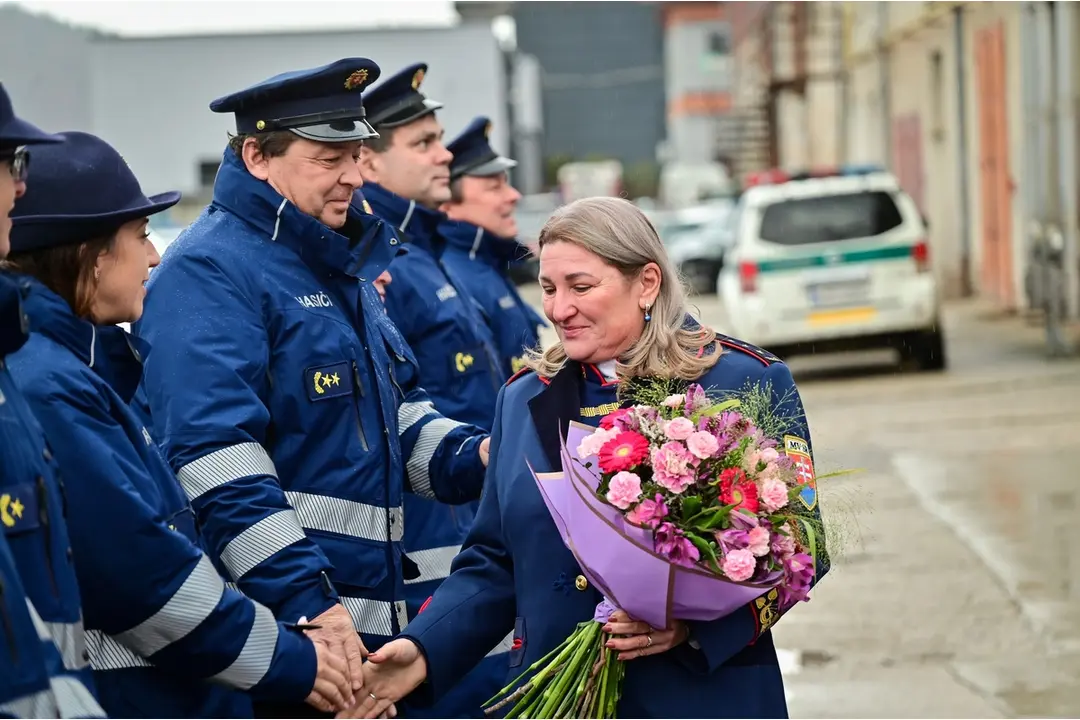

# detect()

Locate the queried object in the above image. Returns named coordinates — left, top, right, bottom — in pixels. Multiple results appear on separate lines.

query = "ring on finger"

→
left=369, top=692, right=378, bottom=701
left=645, top=634, right=653, bottom=648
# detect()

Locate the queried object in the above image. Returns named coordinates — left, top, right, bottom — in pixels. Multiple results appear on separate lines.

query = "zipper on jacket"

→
left=387, top=361, right=405, bottom=400
left=0, top=578, right=18, bottom=664
left=351, top=361, right=370, bottom=452
left=36, top=477, right=58, bottom=596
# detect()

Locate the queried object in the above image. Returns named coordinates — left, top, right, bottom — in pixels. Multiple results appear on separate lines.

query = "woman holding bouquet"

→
left=353, top=197, right=828, bottom=719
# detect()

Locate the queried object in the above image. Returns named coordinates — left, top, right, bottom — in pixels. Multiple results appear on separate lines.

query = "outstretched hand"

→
left=337, top=639, right=428, bottom=719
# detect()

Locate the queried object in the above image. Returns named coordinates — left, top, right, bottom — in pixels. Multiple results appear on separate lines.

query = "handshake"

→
left=303, top=605, right=428, bottom=719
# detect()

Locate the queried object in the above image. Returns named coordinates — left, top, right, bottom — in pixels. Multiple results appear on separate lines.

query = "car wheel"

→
left=898, top=326, right=947, bottom=372
left=681, top=261, right=718, bottom=295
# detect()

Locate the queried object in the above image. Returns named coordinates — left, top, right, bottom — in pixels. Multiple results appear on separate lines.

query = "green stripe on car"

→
left=756, top=244, right=913, bottom=273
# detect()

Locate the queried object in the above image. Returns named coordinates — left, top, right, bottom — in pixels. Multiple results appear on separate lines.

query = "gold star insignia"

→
left=10, top=498, right=24, bottom=519
left=331, top=373, right=341, bottom=386
left=321, top=375, right=334, bottom=388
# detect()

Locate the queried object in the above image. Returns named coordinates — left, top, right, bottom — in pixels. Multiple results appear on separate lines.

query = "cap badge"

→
left=344, top=69, right=369, bottom=90
left=483, top=121, right=492, bottom=139
left=411, top=68, right=425, bottom=91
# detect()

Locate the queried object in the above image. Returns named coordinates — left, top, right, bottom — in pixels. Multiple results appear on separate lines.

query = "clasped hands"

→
left=333, top=611, right=688, bottom=719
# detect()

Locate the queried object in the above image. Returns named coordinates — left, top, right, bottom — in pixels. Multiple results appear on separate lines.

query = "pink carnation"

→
left=664, top=417, right=695, bottom=441
left=721, top=548, right=756, bottom=582
left=760, top=478, right=790, bottom=512
left=772, top=524, right=797, bottom=557
left=576, top=426, right=618, bottom=460
left=625, top=494, right=669, bottom=528
left=605, top=471, right=643, bottom=510
left=747, top=526, right=771, bottom=557
left=686, top=431, right=719, bottom=459
left=661, top=394, right=685, bottom=409
left=651, top=442, right=696, bottom=494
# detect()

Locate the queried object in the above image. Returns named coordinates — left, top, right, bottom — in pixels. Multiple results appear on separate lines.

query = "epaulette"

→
left=505, top=366, right=536, bottom=387
left=714, top=333, right=781, bottom=366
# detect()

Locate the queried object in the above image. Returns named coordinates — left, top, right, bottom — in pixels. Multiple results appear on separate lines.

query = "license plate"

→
left=806, top=280, right=869, bottom=308
left=807, top=307, right=877, bottom=326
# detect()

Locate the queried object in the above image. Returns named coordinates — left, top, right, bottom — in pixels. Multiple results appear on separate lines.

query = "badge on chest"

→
left=1, top=482, right=39, bottom=535
left=305, top=361, right=355, bottom=401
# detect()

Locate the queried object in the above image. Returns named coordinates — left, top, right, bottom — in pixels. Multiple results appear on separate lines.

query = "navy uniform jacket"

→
left=439, top=218, right=545, bottom=376
left=7, top=277, right=321, bottom=718
left=362, top=183, right=510, bottom=717
left=401, top=335, right=830, bottom=718
left=134, top=149, right=486, bottom=656
left=0, top=274, right=103, bottom=718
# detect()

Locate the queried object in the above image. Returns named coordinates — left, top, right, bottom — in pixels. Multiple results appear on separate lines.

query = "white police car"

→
left=717, top=166, right=946, bottom=370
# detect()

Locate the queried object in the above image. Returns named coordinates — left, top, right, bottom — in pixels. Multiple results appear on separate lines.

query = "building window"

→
left=708, top=29, right=730, bottom=56
left=199, top=160, right=221, bottom=188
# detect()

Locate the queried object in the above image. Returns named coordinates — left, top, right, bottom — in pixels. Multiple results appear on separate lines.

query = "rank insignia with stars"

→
left=304, top=362, right=354, bottom=402
left=1, top=484, right=39, bottom=534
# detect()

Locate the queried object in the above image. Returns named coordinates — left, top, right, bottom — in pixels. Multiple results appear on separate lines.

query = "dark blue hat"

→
left=210, top=57, right=381, bottom=143
left=447, top=116, right=517, bottom=181
left=10, top=132, right=181, bottom=253
left=0, top=83, right=62, bottom=149
left=363, top=63, right=443, bottom=129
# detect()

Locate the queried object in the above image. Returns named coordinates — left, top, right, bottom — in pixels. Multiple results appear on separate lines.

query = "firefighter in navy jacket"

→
left=133, top=59, right=490, bottom=716
left=438, top=116, right=546, bottom=377
left=6, top=131, right=358, bottom=718
left=358, top=63, right=511, bottom=718
left=0, top=84, right=104, bottom=719
left=347, top=197, right=830, bottom=720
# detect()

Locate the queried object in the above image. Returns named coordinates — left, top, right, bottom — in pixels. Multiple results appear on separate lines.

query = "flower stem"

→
left=536, top=622, right=600, bottom=717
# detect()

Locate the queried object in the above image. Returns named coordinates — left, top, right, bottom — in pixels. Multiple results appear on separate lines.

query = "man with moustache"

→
left=357, top=63, right=509, bottom=718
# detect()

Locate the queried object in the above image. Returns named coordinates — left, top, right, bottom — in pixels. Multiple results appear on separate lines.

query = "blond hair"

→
left=524, top=196, right=719, bottom=381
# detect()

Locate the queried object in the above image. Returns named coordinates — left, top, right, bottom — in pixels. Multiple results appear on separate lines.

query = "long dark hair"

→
left=1, top=233, right=117, bottom=318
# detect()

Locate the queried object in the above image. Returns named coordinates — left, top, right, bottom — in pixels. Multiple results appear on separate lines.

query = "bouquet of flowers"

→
left=483, top=379, right=827, bottom=719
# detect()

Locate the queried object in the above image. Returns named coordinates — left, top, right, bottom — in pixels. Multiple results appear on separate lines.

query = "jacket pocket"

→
left=508, top=616, right=526, bottom=668
left=308, top=531, right=390, bottom=592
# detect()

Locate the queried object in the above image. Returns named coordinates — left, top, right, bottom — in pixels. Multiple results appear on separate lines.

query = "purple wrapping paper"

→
left=527, top=421, right=776, bottom=631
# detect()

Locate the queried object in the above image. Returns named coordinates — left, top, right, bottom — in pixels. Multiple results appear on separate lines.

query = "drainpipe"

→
left=878, top=2, right=892, bottom=169
left=954, top=5, right=973, bottom=297
left=1055, top=1, right=1079, bottom=322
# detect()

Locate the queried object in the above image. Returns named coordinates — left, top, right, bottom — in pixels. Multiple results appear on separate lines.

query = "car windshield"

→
left=758, top=190, right=904, bottom=245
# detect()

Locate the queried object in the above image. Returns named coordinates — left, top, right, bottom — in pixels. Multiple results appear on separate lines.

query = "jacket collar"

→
left=361, top=182, right=443, bottom=255
left=212, top=149, right=400, bottom=279
left=438, top=217, right=528, bottom=269
left=15, top=275, right=148, bottom=402
left=0, top=273, right=30, bottom=358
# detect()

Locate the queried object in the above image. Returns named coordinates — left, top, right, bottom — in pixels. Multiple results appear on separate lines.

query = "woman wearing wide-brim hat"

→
left=2, top=130, right=357, bottom=719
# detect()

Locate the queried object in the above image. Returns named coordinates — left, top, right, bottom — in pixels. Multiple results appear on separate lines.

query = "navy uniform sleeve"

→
left=675, top=361, right=829, bottom=675
left=137, top=252, right=339, bottom=627
left=392, top=355, right=487, bottom=505
left=28, top=369, right=317, bottom=702
left=399, top=384, right=517, bottom=700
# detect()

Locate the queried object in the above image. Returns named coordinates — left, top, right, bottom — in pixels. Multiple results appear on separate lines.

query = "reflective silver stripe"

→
left=221, top=509, right=307, bottom=580
left=286, top=491, right=403, bottom=543
left=225, top=581, right=240, bottom=593
left=177, top=442, right=278, bottom=500
left=25, top=601, right=88, bottom=672
left=405, top=418, right=464, bottom=499
left=486, top=630, right=514, bottom=658
left=116, top=555, right=225, bottom=657
left=0, top=686, right=58, bottom=718
left=403, top=545, right=461, bottom=585
left=211, top=601, right=278, bottom=689
left=44, top=619, right=89, bottom=671
left=85, top=629, right=152, bottom=670
left=340, top=596, right=409, bottom=637
left=51, top=675, right=106, bottom=718
left=398, top=400, right=435, bottom=434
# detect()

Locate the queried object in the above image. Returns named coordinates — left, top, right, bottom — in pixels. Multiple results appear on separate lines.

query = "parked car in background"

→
left=656, top=200, right=737, bottom=295
left=717, top=165, right=946, bottom=371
